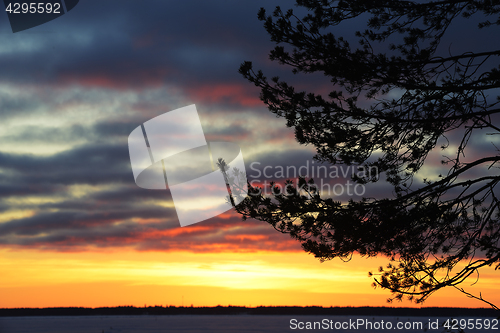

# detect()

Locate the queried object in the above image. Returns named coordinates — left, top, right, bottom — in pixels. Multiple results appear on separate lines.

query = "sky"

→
left=0, top=0, right=499, bottom=309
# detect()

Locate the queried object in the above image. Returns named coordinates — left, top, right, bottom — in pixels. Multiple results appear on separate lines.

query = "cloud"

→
left=0, top=1, right=278, bottom=93
left=0, top=129, right=305, bottom=253
left=187, top=83, right=263, bottom=108
left=0, top=143, right=130, bottom=185
left=3, top=0, right=494, bottom=257
left=0, top=203, right=301, bottom=253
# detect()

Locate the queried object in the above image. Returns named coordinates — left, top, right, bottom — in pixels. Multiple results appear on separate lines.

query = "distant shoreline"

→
left=0, top=306, right=497, bottom=317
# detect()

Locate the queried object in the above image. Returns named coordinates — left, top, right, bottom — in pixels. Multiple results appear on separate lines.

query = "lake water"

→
left=0, top=315, right=496, bottom=332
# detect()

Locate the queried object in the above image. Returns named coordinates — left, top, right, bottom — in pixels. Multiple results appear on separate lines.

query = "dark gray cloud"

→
left=0, top=1, right=281, bottom=89
left=1, top=0, right=496, bottom=255
left=0, top=143, right=130, bottom=185
left=0, top=127, right=303, bottom=251
left=0, top=203, right=300, bottom=252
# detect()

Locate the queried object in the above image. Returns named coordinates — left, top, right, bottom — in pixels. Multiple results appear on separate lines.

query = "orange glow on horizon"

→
left=1, top=248, right=498, bottom=309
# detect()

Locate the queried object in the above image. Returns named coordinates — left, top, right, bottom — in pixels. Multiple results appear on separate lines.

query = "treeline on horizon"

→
left=0, top=306, right=497, bottom=317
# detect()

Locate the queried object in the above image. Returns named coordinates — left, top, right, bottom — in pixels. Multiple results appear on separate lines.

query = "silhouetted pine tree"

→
left=239, top=0, right=500, bottom=309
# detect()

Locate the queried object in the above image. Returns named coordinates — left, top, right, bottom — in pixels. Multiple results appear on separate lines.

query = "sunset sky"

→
left=0, top=0, right=499, bottom=309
